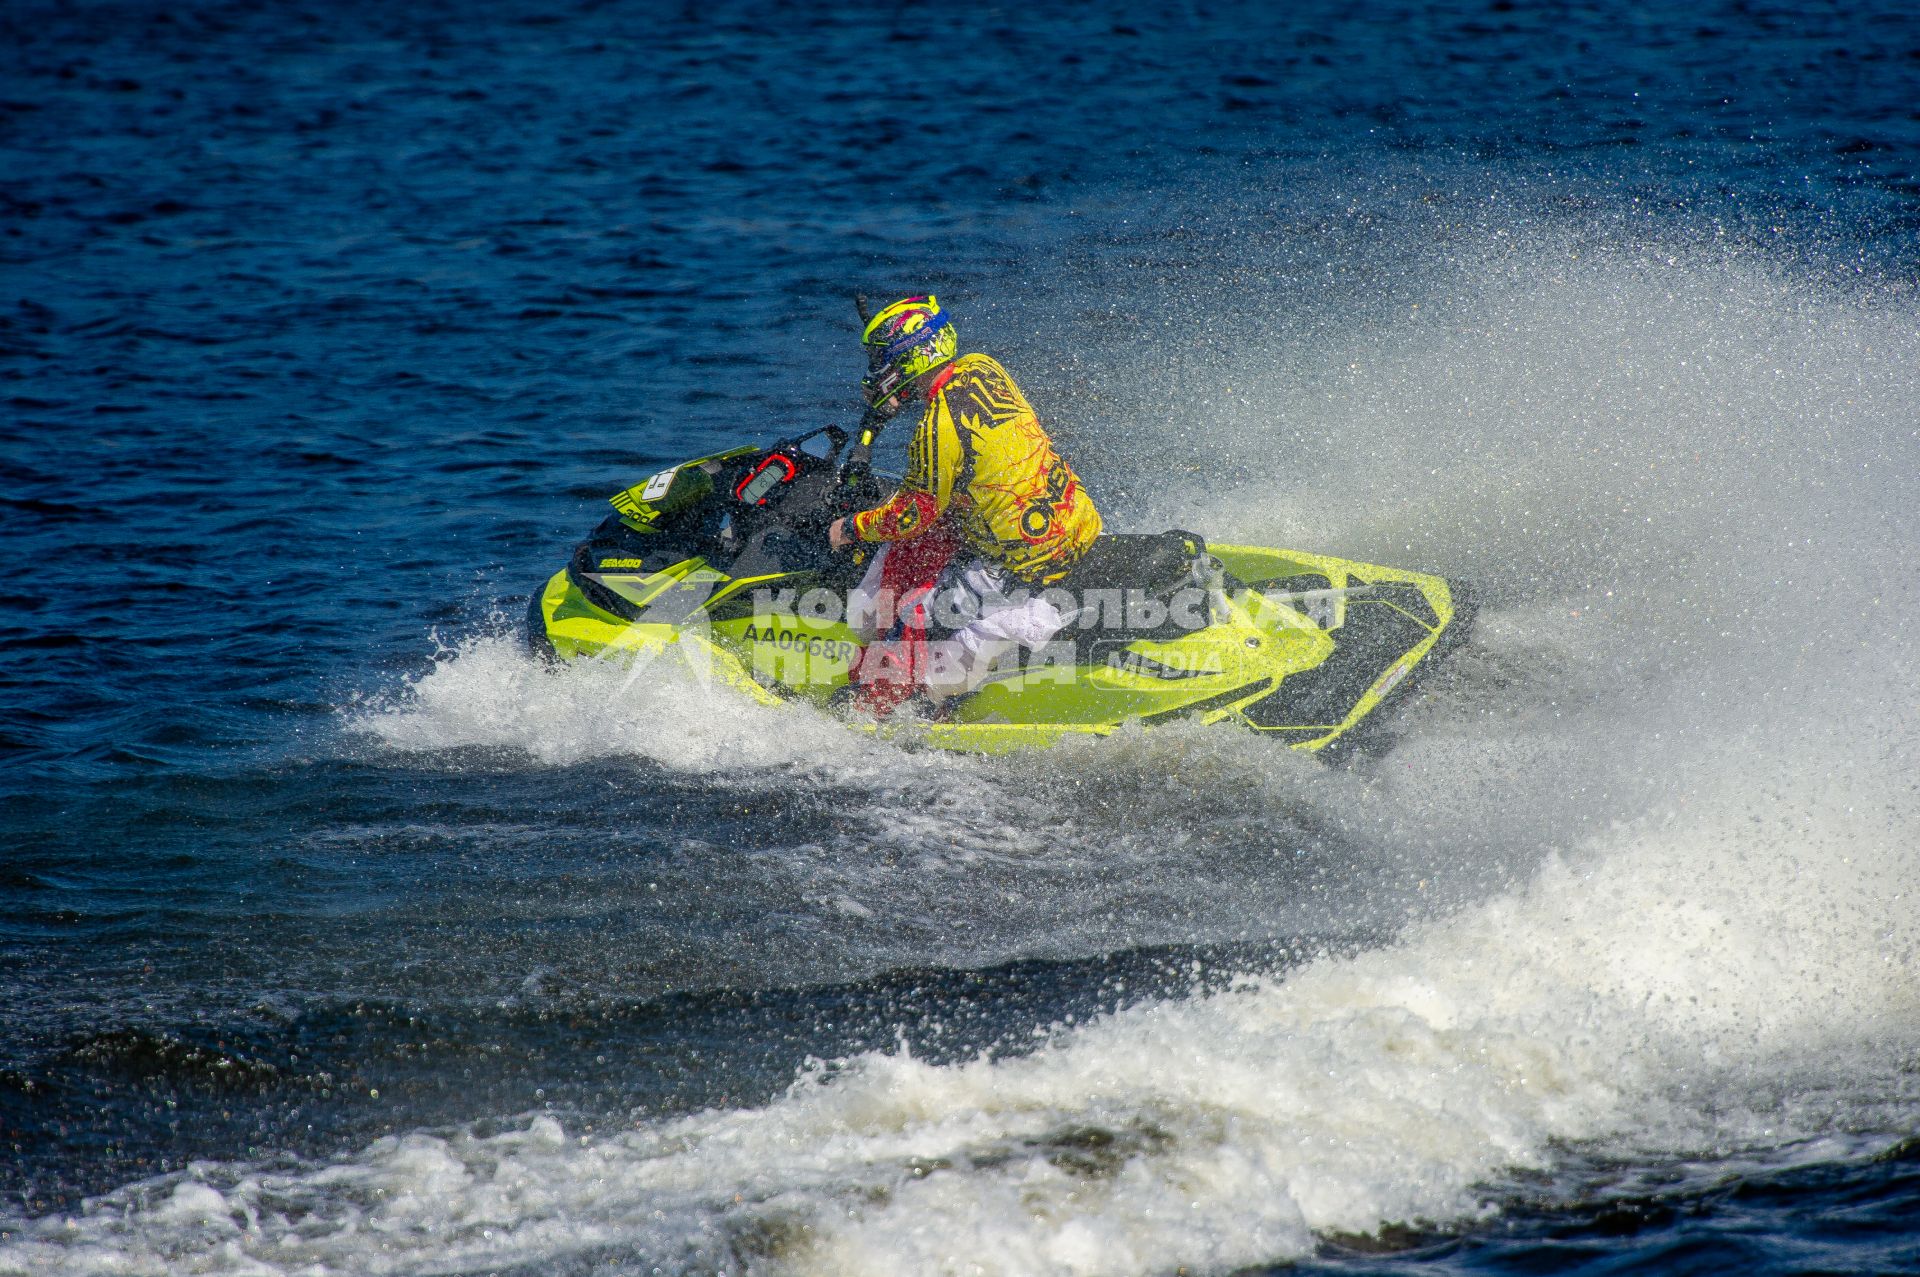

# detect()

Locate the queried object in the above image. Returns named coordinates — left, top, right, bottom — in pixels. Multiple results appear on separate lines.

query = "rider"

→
left=827, top=295, right=1102, bottom=709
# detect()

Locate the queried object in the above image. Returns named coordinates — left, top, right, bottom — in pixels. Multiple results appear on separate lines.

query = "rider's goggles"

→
left=861, top=358, right=910, bottom=407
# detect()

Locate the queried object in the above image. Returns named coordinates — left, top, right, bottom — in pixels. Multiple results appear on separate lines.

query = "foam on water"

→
left=352, top=630, right=873, bottom=775
left=344, top=630, right=1406, bottom=973
left=5, top=735, right=1912, bottom=1275
left=15, top=235, right=1914, bottom=1275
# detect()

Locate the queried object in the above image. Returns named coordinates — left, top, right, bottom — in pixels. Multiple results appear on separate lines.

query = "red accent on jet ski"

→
left=734, top=453, right=797, bottom=505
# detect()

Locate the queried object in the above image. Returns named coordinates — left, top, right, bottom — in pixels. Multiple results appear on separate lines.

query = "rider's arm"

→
left=850, top=398, right=960, bottom=542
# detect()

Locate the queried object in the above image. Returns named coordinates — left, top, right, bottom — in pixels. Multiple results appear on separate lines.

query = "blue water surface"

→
left=3, top=2, right=1917, bottom=1273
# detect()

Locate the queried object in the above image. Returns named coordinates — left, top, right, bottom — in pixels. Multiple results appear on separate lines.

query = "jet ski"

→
left=526, top=422, right=1470, bottom=754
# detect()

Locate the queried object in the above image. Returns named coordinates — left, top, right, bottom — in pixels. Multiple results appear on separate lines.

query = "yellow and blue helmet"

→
left=860, top=295, right=957, bottom=411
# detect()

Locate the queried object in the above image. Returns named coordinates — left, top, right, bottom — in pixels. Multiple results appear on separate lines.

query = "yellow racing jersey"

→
left=851, top=353, right=1102, bottom=583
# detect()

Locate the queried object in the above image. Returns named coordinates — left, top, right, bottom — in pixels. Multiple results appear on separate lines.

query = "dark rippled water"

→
left=4, top=2, right=1918, bottom=1274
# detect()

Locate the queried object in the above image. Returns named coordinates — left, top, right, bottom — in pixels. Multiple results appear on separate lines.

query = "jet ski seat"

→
left=1056, top=530, right=1217, bottom=649
left=1063, top=529, right=1207, bottom=596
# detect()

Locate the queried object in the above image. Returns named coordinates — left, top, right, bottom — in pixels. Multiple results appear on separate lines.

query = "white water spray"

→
left=12, top=229, right=1915, bottom=1277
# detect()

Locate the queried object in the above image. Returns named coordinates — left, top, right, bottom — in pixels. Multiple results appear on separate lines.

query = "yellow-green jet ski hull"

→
left=530, top=540, right=1465, bottom=756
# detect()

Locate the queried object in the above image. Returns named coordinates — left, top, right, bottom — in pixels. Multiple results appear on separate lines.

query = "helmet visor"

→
left=861, top=359, right=909, bottom=408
